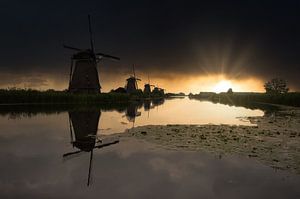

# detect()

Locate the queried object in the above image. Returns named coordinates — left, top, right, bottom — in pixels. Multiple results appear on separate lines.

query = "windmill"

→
left=63, top=110, right=119, bottom=186
left=125, top=64, right=141, bottom=94
left=152, top=85, right=165, bottom=97
left=64, top=15, right=120, bottom=93
left=143, top=75, right=155, bottom=96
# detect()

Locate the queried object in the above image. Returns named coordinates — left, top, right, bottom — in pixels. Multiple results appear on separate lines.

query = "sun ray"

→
left=213, top=80, right=232, bottom=93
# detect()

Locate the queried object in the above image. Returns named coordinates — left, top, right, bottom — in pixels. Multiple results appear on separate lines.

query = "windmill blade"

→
left=132, top=64, right=136, bottom=78
left=63, top=45, right=82, bottom=51
left=94, top=140, right=119, bottom=149
left=96, top=53, right=120, bottom=60
left=88, top=14, right=95, bottom=53
left=63, top=150, right=83, bottom=157
left=62, top=151, right=83, bottom=161
left=87, top=150, right=93, bottom=186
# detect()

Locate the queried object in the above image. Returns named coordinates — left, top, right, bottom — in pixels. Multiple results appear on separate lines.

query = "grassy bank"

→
left=0, top=89, right=131, bottom=104
left=190, top=92, right=300, bottom=107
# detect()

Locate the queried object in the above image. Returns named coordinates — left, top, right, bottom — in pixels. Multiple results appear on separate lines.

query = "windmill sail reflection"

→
left=63, top=109, right=119, bottom=186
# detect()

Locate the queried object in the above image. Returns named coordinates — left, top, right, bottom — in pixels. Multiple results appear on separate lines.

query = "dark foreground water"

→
left=0, top=98, right=299, bottom=198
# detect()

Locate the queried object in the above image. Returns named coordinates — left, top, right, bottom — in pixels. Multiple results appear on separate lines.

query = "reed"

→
left=0, top=88, right=131, bottom=104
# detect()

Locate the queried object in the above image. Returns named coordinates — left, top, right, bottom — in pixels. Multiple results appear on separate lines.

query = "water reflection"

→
left=64, top=110, right=119, bottom=186
left=125, top=102, right=142, bottom=125
left=124, top=99, right=166, bottom=126
left=152, top=98, right=165, bottom=107
left=0, top=100, right=299, bottom=197
left=0, top=98, right=266, bottom=135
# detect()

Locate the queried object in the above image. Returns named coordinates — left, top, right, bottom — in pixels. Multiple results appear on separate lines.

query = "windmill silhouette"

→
left=143, top=75, right=155, bottom=97
left=64, top=15, right=120, bottom=93
left=125, top=64, right=141, bottom=93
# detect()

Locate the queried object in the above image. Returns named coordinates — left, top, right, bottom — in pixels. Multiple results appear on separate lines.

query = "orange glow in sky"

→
left=0, top=72, right=265, bottom=93
left=135, top=74, right=265, bottom=94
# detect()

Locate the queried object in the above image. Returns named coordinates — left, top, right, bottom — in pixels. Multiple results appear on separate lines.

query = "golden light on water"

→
left=98, top=98, right=264, bottom=134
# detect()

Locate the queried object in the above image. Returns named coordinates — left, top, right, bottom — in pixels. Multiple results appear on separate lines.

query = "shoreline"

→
left=116, top=105, right=300, bottom=174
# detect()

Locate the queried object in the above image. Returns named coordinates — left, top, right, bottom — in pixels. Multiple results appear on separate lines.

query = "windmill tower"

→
left=125, top=65, right=141, bottom=94
left=64, top=15, right=120, bottom=93
left=143, top=75, right=155, bottom=96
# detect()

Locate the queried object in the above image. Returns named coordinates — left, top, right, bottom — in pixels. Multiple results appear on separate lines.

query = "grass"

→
left=0, top=88, right=166, bottom=105
left=190, top=92, right=300, bottom=107
left=0, top=88, right=131, bottom=104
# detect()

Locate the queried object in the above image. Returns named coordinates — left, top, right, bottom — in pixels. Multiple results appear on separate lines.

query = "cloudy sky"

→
left=0, top=0, right=299, bottom=92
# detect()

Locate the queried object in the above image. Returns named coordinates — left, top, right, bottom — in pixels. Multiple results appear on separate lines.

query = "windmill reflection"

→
left=143, top=100, right=151, bottom=111
left=63, top=110, right=119, bottom=186
left=152, top=98, right=165, bottom=107
left=125, top=98, right=166, bottom=126
left=125, top=102, right=142, bottom=127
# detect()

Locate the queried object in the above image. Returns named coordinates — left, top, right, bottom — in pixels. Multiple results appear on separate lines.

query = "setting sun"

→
left=213, top=80, right=232, bottom=93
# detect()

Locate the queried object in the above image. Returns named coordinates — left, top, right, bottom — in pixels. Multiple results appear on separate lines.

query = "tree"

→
left=227, top=88, right=233, bottom=94
left=264, top=78, right=289, bottom=94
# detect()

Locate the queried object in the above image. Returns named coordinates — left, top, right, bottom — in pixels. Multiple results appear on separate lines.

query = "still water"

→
left=0, top=98, right=299, bottom=198
left=100, top=98, right=264, bottom=134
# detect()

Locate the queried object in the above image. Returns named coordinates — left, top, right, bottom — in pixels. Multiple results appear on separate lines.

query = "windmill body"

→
left=126, top=77, right=139, bottom=93
left=69, top=50, right=101, bottom=93
left=143, top=84, right=151, bottom=94
left=143, top=75, right=155, bottom=95
left=125, top=65, right=141, bottom=94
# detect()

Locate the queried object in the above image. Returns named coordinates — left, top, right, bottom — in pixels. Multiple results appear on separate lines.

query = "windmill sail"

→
left=64, top=15, right=120, bottom=93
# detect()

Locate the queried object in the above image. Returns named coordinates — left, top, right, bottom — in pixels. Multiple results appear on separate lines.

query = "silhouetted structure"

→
left=227, top=88, right=233, bottom=94
left=125, top=65, right=141, bottom=94
left=144, top=84, right=151, bottom=94
left=64, top=15, right=120, bottom=93
left=63, top=110, right=119, bottom=186
left=152, top=87, right=165, bottom=97
left=143, top=75, right=155, bottom=96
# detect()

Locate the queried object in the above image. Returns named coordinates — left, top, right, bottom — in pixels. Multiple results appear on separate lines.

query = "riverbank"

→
left=190, top=92, right=300, bottom=107
left=117, top=105, right=300, bottom=174
left=0, top=89, right=165, bottom=104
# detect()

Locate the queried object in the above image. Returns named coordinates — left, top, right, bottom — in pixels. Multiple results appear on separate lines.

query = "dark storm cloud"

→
left=0, top=0, right=299, bottom=89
